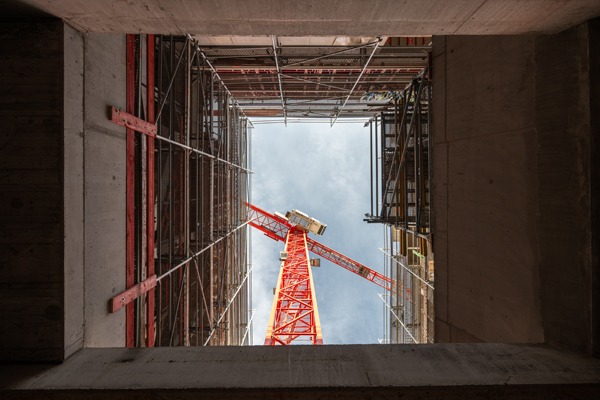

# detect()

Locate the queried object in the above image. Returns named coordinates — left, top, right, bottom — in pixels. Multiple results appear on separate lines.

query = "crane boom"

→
left=246, top=203, right=391, bottom=291
left=247, top=203, right=290, bottom=242
left=306, top=237, right=391, bottom=291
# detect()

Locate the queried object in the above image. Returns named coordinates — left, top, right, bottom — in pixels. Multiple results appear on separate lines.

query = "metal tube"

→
left=156, top=35, right=164, bottom=346
left=282, top=39, right=381, bottom=68
left=156, top=36, right=189, bottom=122
left=125, top=33, right=136, bottom=349
left=271, top=36, right=287, bottom=125
left=331, top=38, right=381, bottom=126
left=377, top=293, right=417, bottom=343
left=375, top=115, right=379, bottom=217
left=157, top=220, right=252, bottom=282
left=168, top=35, right=175, bottom=341
left=195, top=41, right=254, bottom=128
left=370, top=120, right=374, bottom=216
left=378, top=248, right=434, bottom=290
left=203, top=264, right=254, bottom=346
left=281, top=74, right=350, bottom=92
left=385, top=79, right=425, bottom=225
left=183, top=38, right=192, bottom=347
left=152, top=133, right=252, bottom=173
left=382, top=84, right=412, bottom=213
left=240, top=308, right=255, bottom=345
left=146, top=33, right=156, bottom=347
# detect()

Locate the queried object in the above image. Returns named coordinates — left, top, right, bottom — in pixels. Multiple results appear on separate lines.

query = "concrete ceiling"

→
left=7, top=0, right=600, bottom=35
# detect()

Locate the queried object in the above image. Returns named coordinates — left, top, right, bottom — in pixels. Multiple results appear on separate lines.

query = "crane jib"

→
left=246, top=203, right=392, bottom=292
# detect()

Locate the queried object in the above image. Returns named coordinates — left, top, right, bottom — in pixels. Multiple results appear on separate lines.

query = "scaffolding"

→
left=110, top=34, right=252, bottom=347
left=200, top=36, right=430, bottom=123
left=111, top=35, right=432, bottom=346
left=365, top=70, right=434, bottom=343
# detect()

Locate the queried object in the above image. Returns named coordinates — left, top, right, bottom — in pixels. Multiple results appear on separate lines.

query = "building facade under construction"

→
left=117, top=33, right=432, bottom=348
left=365, top=73, right=434, bottom=343
left=2, top=2, right=600, bottom=398
left=115, top=35, right=253, bottom=347
left=110, top=33, right=433, bottom=348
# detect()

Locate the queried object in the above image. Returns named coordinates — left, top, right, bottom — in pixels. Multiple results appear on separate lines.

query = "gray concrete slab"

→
left=11, top=0, right=600, bottom=35
left=432, top=20, right=599, bottom=354
left=1, top=344, right=599, bottom=398
left=535, top=22, right=594, bottom=355
left=589, top=16, right=600, bottom=360
left=83, top=33, right=126, bottom=347
left=63, top=22, right=85, bottom=360
left=0, top=20, right=65, bottom=362
left=432, top=35, right=543, bottom=344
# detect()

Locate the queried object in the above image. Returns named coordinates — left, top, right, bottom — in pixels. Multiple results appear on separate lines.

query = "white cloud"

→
left=250, top=121, right=387, bottom=344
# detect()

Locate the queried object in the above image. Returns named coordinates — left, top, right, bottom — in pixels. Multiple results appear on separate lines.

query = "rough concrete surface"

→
left=1, top=344, right=599, bottom=399
left=63, top=22, right=85, bottom=360
left=0, top=20, right=64, bottom=362
left=432, top=35, right=543, bottom=344
left=535, top=22, right=594, bottom=355
left=83, top=33, right=127, bottom=348
left=432, top=19, right=599, bottom=355
left=589, top=17, right=600, bottom=359
left=6, top=0, right=600, bottom=35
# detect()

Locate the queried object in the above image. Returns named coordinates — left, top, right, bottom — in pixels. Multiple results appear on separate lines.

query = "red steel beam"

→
left=306, top=237, right=391, bottom=291
left=146, top=33, right=156, bottom=347
left=125, top=34, right=136, bottom=348
left=111, top=107, right=157, bottom=137
left=111, top=275, right=158, bottom=313
left=245, top=202, right=290, bottom=242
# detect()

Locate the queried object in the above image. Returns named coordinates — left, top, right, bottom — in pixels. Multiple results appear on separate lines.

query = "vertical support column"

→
left=208, top=72, right=215, bottom=345
left=126, top=34, right=136, bottom=348
left=370, top=120, right=374, bottom=216
left=146, top=34, right=156, bottom=347
left=375, top=115, right=379, bottom=217
left=414, top=82, right=421, bottom=232
left=265, top=229, right=323, bottom=345
left=183, top=39, right=191, bottom=346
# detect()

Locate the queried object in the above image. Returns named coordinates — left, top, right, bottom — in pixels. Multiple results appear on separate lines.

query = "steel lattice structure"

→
left=247, top=203, right=391, bottom=345
left=265, top=228, right=323, bottom=345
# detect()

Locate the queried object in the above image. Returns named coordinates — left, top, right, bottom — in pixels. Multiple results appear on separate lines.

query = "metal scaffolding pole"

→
left=271, top=35, right=287, bottom=125
left=110, top=34, right=252, bottom=348
left=330, top=38, right=382, bottom=126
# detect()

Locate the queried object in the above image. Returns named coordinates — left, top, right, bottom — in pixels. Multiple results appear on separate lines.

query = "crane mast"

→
left=265, top=227, right=323, bottom=345
left=246, top=203, right=391, bottom=345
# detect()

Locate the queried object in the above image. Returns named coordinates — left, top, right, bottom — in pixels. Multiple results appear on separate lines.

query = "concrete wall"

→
left=432, top=35, right=544, bottom=344
left=0, top=20, right=65, bottom=361
left=82, top=33, right=127, bottom=347
left=535, top=21, right=597, bottom=355
left=590, top=19, right=600, bottom=358
left=63, top=23, right=85, bottom=360
left=433, top=21, right=599, bottom=354
left=0, top=20, right=127, bottom=360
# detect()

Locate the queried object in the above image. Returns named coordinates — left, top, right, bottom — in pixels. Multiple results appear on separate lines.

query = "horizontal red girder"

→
left=111, top=106, right=157, bottom=137
left=110, top=275, right=157, bottom=313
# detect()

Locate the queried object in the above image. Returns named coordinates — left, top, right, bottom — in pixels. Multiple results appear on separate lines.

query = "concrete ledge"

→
left=1, top=344, right=599, bottom=398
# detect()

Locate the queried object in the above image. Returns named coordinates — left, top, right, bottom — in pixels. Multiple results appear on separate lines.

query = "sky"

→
left=249, top=120, right=387, bottom=345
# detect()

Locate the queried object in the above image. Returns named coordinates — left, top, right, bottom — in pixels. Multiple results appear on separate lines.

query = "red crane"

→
left=246, top=203, right=391, bottom=345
